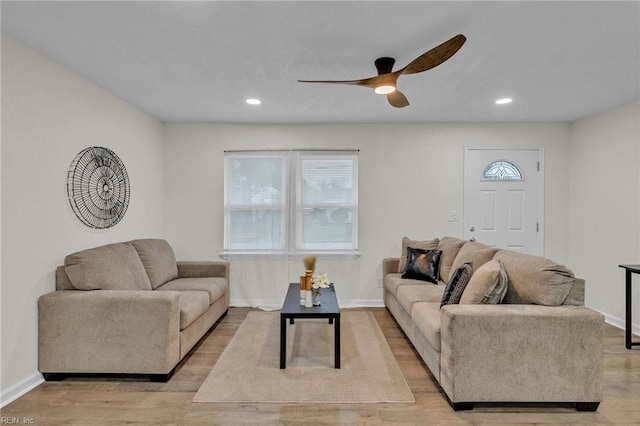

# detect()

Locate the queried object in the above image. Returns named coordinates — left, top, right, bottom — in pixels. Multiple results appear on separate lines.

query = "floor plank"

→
left=3, top=307, right=639, bottom=425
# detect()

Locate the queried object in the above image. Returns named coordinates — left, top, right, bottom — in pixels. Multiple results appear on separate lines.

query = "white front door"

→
left=463, top=147, right=543, bottom=255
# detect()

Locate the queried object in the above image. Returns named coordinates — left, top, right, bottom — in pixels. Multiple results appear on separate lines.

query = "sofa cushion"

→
left=440, top=263, right=473, bottom=307
left=175, top=291, right=210, bottom=330
left=493, top=250, right=576, bottom=306
left=129, top=239, right=179, bottom=290
left=385, top=273, right=428, bottom=296
left=460, top=259, right=508, bottom=304
left=396, top=284, right=446, bottom=314
left=156, top=277, right=228, bottom=305
left=64, top=243, right=152, bottom=291
left=398, top=237, right=439, bottom=273
left=401, top=247, right=442, bottom=283
left=436, top=237, right=467, bottom=283
left=451, top=241, right=498, bottom=273
left=411, top=302, right=443, bottom=352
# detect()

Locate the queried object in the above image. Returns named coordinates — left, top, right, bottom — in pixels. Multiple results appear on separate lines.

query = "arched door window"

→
left=482, top=160, right=523, bottom=180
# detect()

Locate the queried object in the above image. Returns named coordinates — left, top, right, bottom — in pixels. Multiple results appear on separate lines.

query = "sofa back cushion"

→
left=129, top=239, right=179, bottom=289
left=64, top=243, right=152, bottom=291
left=451, top=241, right=499, bottom=273
left=436, top=237, right=466, bottom=282
left=493, top=250, right=576, bottom=306
left=398, top=237, right=439, bottom=273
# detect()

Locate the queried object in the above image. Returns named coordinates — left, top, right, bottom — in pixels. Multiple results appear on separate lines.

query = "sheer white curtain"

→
left=223, top=150, right=358, bottom=308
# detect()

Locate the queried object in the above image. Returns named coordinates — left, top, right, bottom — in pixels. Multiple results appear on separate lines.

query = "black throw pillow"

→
left=401, top=247, right=442, bottom=283
left=440, top=262, right=473, bottom=307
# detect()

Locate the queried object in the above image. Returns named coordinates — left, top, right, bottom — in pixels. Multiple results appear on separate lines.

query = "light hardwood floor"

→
left=3, top=307, right=639, bottom=425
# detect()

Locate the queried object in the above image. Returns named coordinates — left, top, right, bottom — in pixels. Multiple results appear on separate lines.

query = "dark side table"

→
left=619, top=265, right=640, bottom=349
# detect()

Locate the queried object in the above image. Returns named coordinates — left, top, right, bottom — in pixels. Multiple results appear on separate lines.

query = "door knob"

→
left=469, top=226, right=475, bottom=232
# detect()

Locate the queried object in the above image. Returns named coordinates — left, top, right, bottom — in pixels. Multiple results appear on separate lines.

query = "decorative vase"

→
left=304, top=290, right=313, bottom=308
left=312, top=288, right=322, bottom=306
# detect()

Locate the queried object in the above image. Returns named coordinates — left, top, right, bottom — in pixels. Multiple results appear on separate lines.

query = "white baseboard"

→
left=231, top=298, right=385, bottom=309
left=352, top=299, right=385, bottom=307
left=589, top=306, right=640, bottom=337
left=1, top=371, right=43, bottom=408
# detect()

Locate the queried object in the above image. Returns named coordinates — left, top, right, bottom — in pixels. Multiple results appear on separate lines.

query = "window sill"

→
left=219, top=251, right=361, bottom=260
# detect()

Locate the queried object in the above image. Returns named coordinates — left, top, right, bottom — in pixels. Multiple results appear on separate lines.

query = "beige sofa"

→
left=38, top=239, right=229, bottom=382
left=383, top=236, right=603, bottom=411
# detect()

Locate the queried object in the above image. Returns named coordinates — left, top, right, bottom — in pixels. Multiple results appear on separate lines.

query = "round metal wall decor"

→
left=67, top=146, right=130, bottom=229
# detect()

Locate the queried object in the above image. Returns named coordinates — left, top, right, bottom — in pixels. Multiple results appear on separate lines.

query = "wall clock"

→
left=67, top=146, right=130, bottom=229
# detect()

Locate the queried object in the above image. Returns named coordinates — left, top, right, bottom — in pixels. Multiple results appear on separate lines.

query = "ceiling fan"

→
left=298, top=34, right=466, bottom=108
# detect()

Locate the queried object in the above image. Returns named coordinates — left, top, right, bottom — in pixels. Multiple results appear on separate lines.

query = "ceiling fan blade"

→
left=298, top=76, right=378, bottom=88
left=387, top=90, right=409, bottom=108
left=400, top=34, right=466, bottom=75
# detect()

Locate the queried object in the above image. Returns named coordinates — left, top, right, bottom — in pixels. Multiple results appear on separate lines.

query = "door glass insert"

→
left=482, top=160, right=523, bottom=180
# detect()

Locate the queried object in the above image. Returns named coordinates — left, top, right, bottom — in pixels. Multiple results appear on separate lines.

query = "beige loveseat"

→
left=39, top=239, right=229, bottom=382
left=383, top=236, right=603, bottom=411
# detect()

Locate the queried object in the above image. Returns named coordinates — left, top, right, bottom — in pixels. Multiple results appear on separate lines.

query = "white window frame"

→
left=223, top=149, right=359, bottom=256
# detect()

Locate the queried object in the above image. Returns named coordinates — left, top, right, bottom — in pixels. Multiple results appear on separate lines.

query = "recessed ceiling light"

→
left=495, top=98, right=512, bottom=105
left=246, top=98, right=261, bottom=105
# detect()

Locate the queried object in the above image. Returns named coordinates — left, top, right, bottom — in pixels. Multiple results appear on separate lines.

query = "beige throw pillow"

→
left=398, top=237, right=439, bottom=273
left=460, top=259, right=506, bottom=304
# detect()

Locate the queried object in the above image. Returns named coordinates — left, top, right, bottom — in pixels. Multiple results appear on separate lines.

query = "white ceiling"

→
left=2, top=1, right=639, bottom=123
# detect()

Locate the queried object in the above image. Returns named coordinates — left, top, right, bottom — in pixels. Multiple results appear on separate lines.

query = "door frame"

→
left=463, top=145, right=545, bottom=256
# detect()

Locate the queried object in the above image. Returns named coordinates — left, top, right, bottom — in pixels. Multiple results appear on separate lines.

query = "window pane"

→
left=228, top=209, right=282, bottom=250
left=297, top=154, right=357, bottom=251
left=482, top=161, right=523, bottom=180
left=228, top=157, right=283, bottom=206
left=301, top=158, right=354, bottom=205
left=301, top=207, right=353, bottom=247
left=225, top=154, right=286, bottom=251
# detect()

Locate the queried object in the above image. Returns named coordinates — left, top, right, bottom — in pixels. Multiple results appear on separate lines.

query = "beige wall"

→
left=1, top=37, right=165, bottom=402
left=569, top=102, right=640, bottom=331
left=163, top=122, right=571, bottom=307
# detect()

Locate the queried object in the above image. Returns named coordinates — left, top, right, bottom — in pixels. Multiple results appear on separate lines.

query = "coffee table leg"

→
left=334, top=316, right=340, bottom=369
left=280, top=315, right=286, bottom=369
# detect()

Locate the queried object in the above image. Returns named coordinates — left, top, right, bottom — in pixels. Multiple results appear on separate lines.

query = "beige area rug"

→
left=193, top=311, right=414, bottom=403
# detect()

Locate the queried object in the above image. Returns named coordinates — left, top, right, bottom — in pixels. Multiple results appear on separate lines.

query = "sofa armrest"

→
left=383, top=258, right=400, bottom=276
left=38, top=290, right=181, bottom=375
left=177, top=261, right=229, bottom=279
left=439, top=304, right=603, bottom=404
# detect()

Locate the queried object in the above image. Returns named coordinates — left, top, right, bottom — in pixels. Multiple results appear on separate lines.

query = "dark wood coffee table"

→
left=280, top=283, right=340, bottom=369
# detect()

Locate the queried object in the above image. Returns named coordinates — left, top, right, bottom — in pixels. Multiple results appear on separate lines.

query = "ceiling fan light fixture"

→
left=374, top=84, right=396, bottom=95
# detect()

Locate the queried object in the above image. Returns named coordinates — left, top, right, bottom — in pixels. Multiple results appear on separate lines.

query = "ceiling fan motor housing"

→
left=374, top=57, right=396, bottom=75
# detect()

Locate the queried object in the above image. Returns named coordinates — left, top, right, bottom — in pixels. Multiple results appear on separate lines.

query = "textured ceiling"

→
left=2, top=1, right=639, bottom=123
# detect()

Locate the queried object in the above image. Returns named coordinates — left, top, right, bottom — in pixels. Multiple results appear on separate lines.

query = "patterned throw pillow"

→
left=401, top=247, right=442, bottom=283
left=479, top=260, right=509, bottom=304
left=440, top=262, right=473, bottom=307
